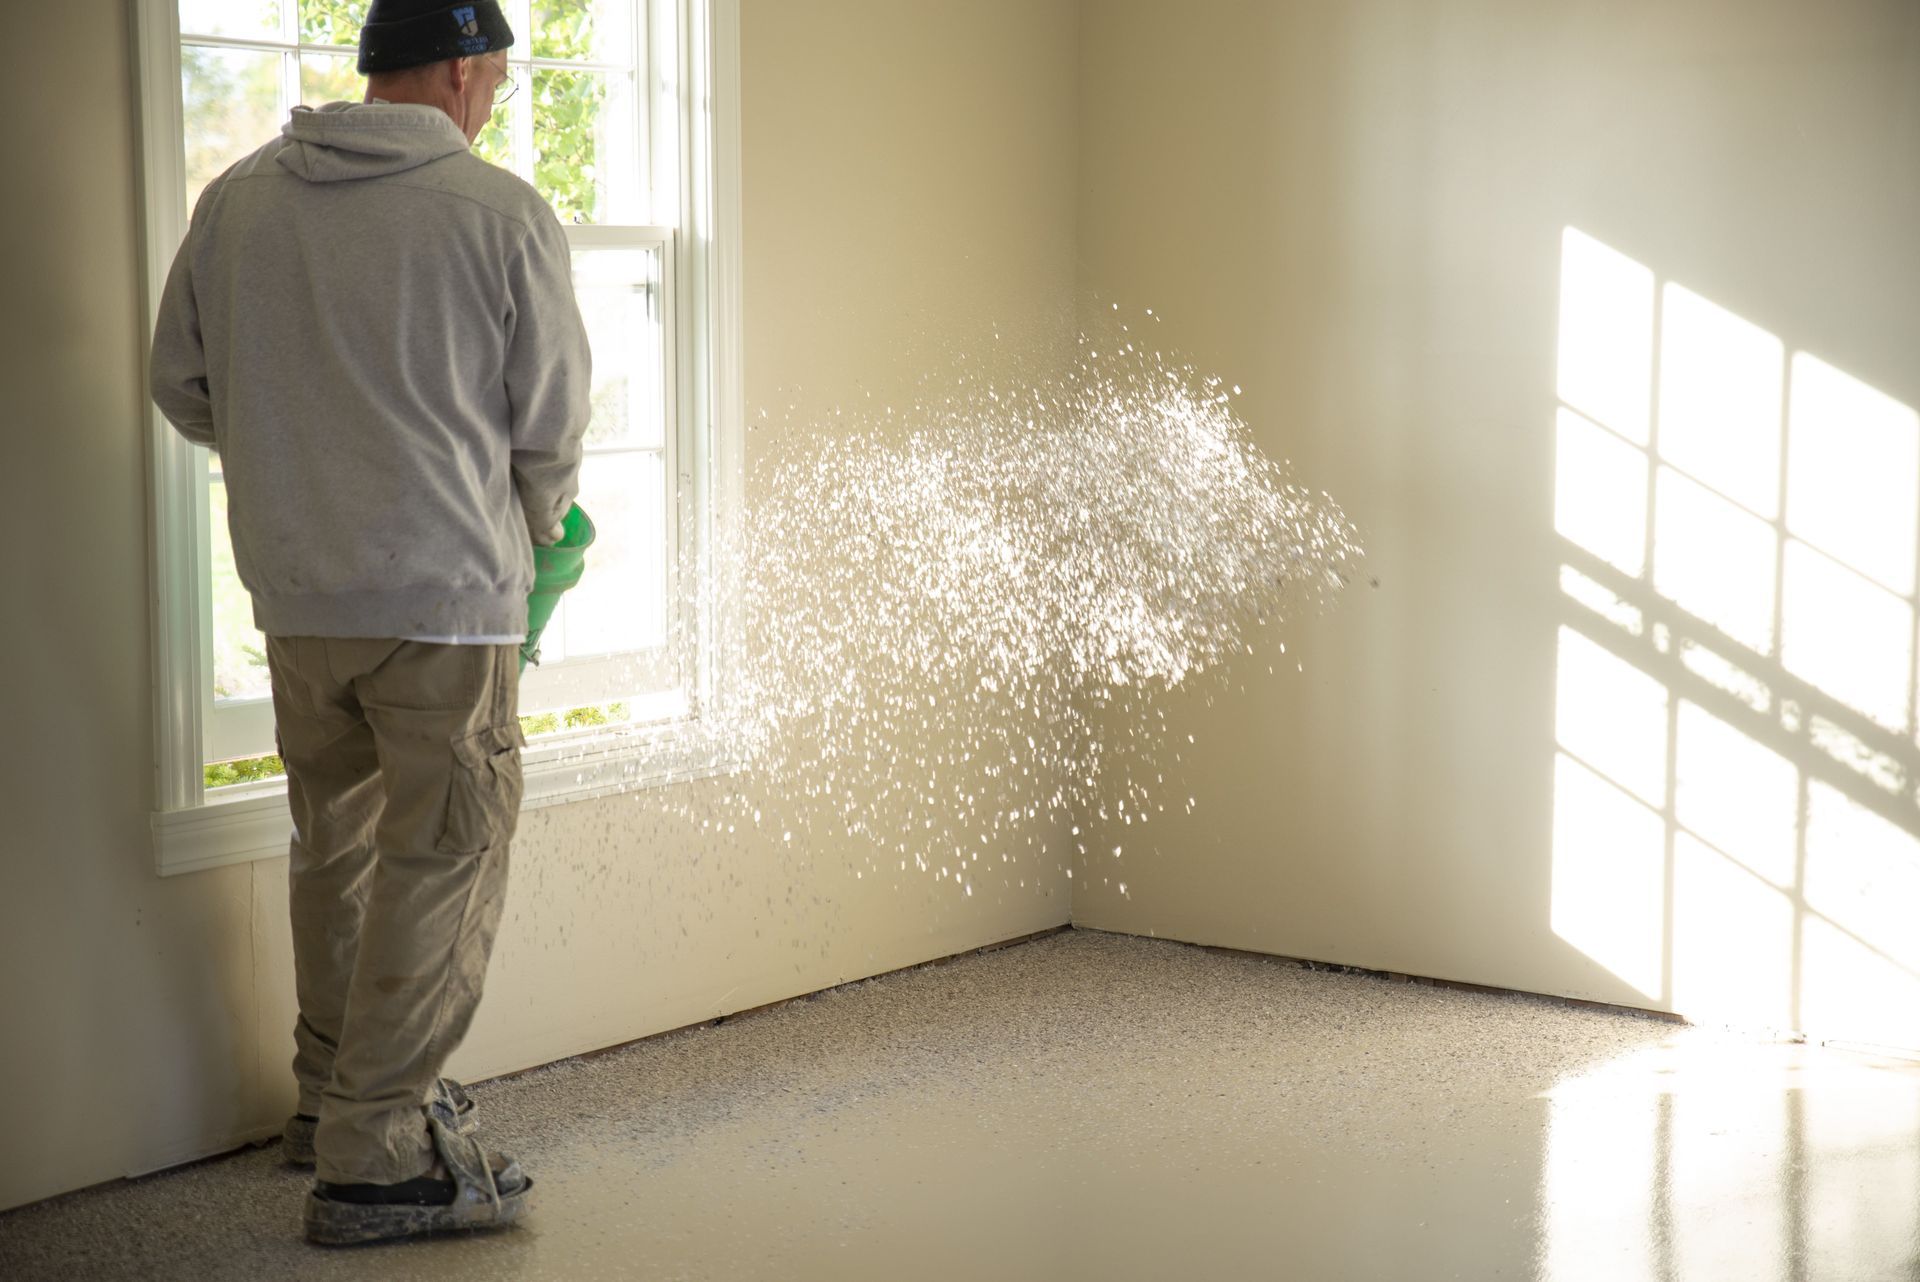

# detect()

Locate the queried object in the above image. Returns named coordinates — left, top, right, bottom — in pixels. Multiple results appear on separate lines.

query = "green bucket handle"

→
left=522, top=502, right=596, bottom=672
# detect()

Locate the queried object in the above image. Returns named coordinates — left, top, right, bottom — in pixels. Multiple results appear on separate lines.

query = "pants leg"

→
left=311, top=640, right=524, bottom=1186
left=266, top=636, right=385, bottom=1119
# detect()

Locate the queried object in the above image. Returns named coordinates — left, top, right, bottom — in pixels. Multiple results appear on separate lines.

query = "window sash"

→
left=518, top=222, right=685, bottom=721
left=179, top=3, right=666, bottom=764
left=136, top=0, right=743, bottom=866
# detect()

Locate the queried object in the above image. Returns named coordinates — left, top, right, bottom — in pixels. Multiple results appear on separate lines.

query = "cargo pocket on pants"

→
left=439, top=722, right=527, bottom=854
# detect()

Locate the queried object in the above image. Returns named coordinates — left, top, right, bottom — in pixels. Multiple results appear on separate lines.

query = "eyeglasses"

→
left=493, top=66, right=517, bottom=106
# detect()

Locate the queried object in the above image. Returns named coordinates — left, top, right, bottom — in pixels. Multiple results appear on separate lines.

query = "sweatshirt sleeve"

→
left=503, top=212, right=593, bottom=541
left=149, top=226, right=216, bottom=447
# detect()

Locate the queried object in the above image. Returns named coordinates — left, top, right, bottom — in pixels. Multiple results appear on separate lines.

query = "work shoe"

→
left=281, top=1077, right=478, bottom=1167
left=304, top=1115, right=533, bottom=1246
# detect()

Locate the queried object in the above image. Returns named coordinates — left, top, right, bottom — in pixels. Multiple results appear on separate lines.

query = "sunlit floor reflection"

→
left=1544, top=1037, right=1920, bottom=1282
left=4, top=931, right=1918, bottom=1281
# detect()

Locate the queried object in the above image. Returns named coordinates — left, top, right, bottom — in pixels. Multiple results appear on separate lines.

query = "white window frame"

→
left=132, top=0, right=744, bottom=877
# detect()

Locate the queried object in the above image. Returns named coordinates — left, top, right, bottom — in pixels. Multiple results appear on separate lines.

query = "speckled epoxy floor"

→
left=4, top=929, right=1920, bottom=1281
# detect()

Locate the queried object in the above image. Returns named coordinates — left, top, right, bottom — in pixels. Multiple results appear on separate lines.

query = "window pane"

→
left=182, top=44, right=285, bottom=214
left=1781, top=540, right=1913, bottom=733
left=299, top=50, right=362, bottom=107
left=543, top=452, right=666, bottom=660
left=208, top=459, right=273, bottom=703
left=1554, top=407, right=1648, bottom=577
left=298, top=0, right=370, bottom=46
left=532, top=0, right=635, bottom=65
left=533, top=67, right=637, bottom=224
left=179, top=0, right=282, bottom=39
left=572, top=246, right=665, bottom=449
left=473, top=94, right=518, bottom=173
left=1786, top=351, right=1919, bottom=597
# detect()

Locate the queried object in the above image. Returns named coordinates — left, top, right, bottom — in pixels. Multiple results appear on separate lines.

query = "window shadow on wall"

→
left=1550, top=225, right=1920, bottom=1050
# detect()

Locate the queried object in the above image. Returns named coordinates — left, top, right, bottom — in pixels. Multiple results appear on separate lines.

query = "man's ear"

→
left=445, top=55, right=471, bottom=95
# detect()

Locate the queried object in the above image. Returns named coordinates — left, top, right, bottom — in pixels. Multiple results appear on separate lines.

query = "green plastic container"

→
left=522, top=503, right=596, bottom=671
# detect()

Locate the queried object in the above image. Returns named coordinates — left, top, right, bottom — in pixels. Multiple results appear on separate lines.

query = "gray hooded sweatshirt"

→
left=150, top=101, right=591, bottom=640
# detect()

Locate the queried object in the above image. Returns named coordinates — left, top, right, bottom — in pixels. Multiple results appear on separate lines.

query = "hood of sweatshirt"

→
left=275, top=101, right=470, bottom=183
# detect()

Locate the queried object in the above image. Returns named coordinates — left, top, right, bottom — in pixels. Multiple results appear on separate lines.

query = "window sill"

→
left=151, top=715, right=738, bottom=877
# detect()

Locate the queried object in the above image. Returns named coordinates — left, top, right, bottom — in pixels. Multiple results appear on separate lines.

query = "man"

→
left=148, top=0, right=591, bottom=1247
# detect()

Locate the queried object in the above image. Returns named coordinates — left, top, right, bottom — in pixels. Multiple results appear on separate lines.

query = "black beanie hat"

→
left=357, top=0, right=516, bottom=75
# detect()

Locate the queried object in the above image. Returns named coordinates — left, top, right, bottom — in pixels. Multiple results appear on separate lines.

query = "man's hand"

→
left=541, top=521, right=566, bottom=546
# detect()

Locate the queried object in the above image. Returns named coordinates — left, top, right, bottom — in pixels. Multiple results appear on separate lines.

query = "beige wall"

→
left=1074, top=0, right=1920, bottom=1045
left=0, top=0, right=1076, bottom=1212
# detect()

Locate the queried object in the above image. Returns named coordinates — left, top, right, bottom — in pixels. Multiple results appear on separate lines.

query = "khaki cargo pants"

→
left=265, top=637, right=525, bottom=1187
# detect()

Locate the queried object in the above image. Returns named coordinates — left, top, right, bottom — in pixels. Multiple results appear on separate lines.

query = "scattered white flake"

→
left=649, top=315, right=1361, bottom=890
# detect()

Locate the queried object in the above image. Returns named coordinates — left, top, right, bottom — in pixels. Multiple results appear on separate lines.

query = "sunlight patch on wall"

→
left=1557, top=228, right=1655, bottom=444
left=1673, top=701, right=1796, bottom=888
left=1556, top=627, right=1669, bottom=809
left=1550, top=752, right=1665, bottom=998
left=1780, top=540, right=1912, bottom=733
left=1787, top=353, right=1919, bottom=596
left=1653, top=465, right=1776, bottom=654
left=1555, top=408, right=1649, bottom=576
left=1672, top=833, right=1795, bottom=1030
left=1803, top=783, right=1920, bottom=981
left=1656, top=283, right=1784, bottom=518
left=1801, top=916, right=1920, bottom=1059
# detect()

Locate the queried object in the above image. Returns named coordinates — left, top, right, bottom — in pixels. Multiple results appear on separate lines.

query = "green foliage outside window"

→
left=298, top=0, right=368, bottom=45
left=204, top=702, right=633, bottom=790
left=520, top=700, right=629, bottom=736
left=206, top=753, right=286, bottom=789
left=295, top=0, right=612, bottom=223
left=181, top=44, right=282, bottom=208
left=527, top=67, right=608, bottom=224
left=300, top=51, right=362, bottom=107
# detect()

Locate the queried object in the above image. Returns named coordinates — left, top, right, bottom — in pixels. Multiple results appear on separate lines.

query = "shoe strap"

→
left=427, top=1115, right=501, bottom=1217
